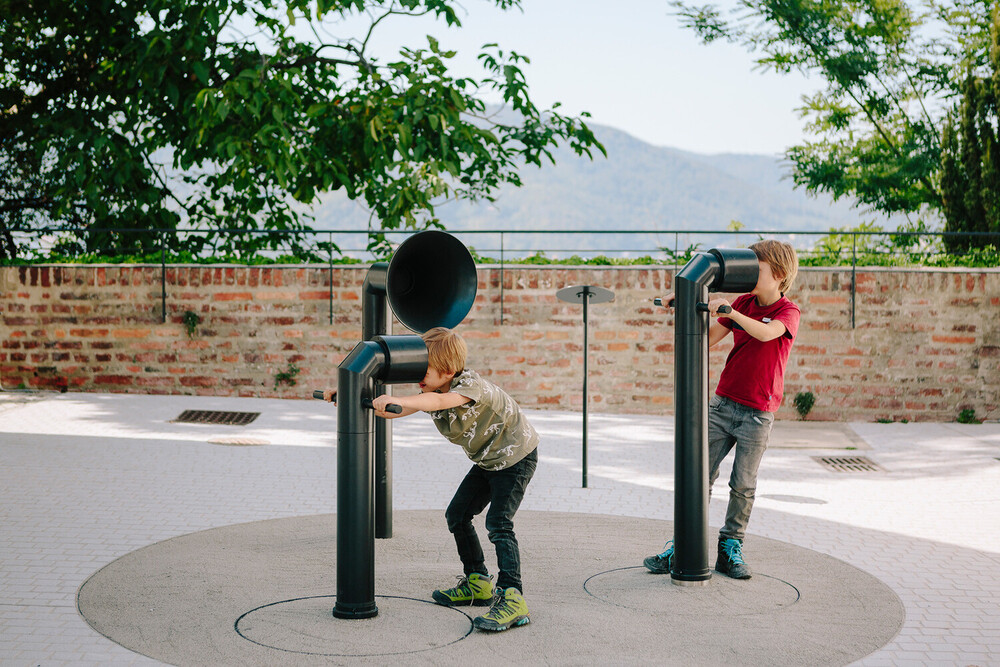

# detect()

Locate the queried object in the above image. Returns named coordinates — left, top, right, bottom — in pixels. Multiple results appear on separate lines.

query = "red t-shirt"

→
left=715, top=294, right=800, bottom=412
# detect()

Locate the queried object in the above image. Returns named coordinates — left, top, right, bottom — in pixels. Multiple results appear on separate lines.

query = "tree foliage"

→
left=0, top=0, right=604, bottom=261
left=939, top=7, right=1000, bottom=250
left=670, top=0, right=1000, bottom=225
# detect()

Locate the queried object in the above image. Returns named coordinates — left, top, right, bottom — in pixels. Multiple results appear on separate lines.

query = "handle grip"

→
left=312, top=390, right=403, bottom=414
left=654, top=298, right=731, bottom=314
left=363, top=398, right=403, bottom=414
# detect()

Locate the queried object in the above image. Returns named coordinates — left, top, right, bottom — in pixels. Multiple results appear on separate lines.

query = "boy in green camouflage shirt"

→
left=372, top=327, right=538, bottom=632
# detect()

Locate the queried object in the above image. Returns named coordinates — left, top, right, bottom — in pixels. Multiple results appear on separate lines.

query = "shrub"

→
left=793, top=391, right=816, bottom=420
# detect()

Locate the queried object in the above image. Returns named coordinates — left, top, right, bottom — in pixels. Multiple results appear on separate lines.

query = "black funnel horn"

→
left=386, top=230, right=478, bottom=333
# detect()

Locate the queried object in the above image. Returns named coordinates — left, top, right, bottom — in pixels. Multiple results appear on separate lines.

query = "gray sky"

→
left=329, top=0, right=816, bottom=156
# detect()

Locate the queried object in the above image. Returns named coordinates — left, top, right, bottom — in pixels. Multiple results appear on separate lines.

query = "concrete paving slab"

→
left=768, top=421, right=869, bottom=450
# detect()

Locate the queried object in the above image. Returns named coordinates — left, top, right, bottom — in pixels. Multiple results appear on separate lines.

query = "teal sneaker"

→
left=473, top=588, right=530, bottom=632
left=432, top=573, right=494, bottom=606
left=716, top=538, right=752, bottom=579
left=643, top=541, right=674, bottom=574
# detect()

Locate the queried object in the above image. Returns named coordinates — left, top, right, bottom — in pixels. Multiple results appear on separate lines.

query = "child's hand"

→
left=371, top=395, right=395, bottom=414
left=707, top=297, right=732, bottom=317
left=323, top=389, right=336, bottom=404
left=656, top=293, right=675, bottom=310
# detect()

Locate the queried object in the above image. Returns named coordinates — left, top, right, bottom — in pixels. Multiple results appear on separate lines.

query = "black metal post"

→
left=160, top=232, right=167, bottom=324
left=331, top=335, right=428, bottom=620
left=334, top=340, right=384, bottom=619
left=328, top=232, right=334, bottom=326
left=500, top=232, right=505, bottom=325
left=582, top=289, right=589, bottom=488
left=556, top=284, right=614, bottom=489
left=670, top=249, right=758, bottom=587
left=672, top=254, right=719, bottom=586
left=362, top=263, right=393, bottom=539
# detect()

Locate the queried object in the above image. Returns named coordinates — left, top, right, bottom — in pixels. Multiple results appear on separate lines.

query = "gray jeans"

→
left=708, top=395, right=774, bottom=542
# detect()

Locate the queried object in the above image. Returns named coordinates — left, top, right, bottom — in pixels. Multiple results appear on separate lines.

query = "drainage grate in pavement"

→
left=173, top=410, right=260, bottom=426
left=813, top=456, right=885, bottom=473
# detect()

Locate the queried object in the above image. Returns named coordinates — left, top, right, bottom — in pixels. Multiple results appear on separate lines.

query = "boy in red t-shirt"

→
left=644, top=240, right=800, bottom=579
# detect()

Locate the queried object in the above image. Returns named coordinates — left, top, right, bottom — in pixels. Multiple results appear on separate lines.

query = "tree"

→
left=670, top=0, right=998, bottom=225
left=939, top=7, right=1000, bottom=250
left=0, top=0, right=604, bottom=261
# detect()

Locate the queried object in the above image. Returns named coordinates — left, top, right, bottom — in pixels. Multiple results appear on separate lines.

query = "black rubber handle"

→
left=362, top=398, right=403, bottom=414
left=654, top=298, right=731, bottom=314
left=312, top=390, right=402, bottom=413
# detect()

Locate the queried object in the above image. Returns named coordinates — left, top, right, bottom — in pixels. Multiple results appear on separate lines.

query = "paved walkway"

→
left=1, top=392, right=999, bottom=665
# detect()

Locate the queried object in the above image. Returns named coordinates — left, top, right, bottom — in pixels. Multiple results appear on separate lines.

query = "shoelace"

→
left=486, top=591, right=514, bottom=618
left=449, top=575, right=473, bottom=603
left=657, top=540, right=674, bottom=560
left=722, top=541, right=745, bottom=564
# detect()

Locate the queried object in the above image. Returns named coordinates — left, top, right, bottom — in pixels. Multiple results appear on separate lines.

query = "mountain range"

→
left=310, top=123, right=896, bottom=257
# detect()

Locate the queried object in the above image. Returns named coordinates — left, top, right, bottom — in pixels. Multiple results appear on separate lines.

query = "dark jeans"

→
left=445, top=448, right=537, bottom=593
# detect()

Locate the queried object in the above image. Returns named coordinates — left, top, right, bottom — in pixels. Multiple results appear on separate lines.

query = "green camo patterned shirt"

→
left=429, top=369, right=539, bottom=471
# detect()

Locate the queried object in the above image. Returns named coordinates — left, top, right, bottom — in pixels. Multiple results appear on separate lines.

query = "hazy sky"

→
left=332, top=0, right=817, bottom=156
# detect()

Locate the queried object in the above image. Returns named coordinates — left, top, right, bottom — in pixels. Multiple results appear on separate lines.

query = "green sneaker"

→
left=473, top=587, right=530, bottom=632
left=432, top=573, right=494, bottom=606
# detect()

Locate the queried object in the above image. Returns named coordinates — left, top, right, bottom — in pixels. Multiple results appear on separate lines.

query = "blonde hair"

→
left=421, top=327, right=467, bottom=374
left=749, top=239, right=799, bottom=293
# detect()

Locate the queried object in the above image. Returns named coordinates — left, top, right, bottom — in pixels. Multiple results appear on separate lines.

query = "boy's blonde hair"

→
left=421, top=327, right=467, bottom=374
left=749, top=239, right=799, bottom=294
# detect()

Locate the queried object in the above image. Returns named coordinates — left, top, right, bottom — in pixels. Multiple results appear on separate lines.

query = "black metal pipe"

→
left=331, top=334, right=428, bottom=619
left=582, top=290, right=589, bottom=489
left=362, top=263, right=393, bottom=539
left=333, top=340, right=385, bottom=619
left=670, top=249, right=758, bottom=587
left=672, top=253, right=721, bottom=586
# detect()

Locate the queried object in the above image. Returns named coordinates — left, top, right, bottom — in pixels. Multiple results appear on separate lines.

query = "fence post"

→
left=328, top=232, right=334, bottom=326
left=500, top=231, right=505, bottom=326
left=851, top=232, right=857, bottom=329
left=160, top=231, right=167, bottom=324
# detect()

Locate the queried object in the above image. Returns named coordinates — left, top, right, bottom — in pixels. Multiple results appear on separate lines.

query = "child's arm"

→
left=662, top=292, right=733, bottom=347
left=371, top=391, right=471, bottom=419
left=707, top=297, right=787, bottom=342
left=708, top=321, right=731, bottom=347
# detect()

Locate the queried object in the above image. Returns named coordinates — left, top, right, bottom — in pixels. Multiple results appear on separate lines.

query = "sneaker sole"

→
left=474, top=616, right=530, bottom=632
left=431, top=592, right=493, bottom=607
left=715, top=566, right=752, bottom=580
left=643, top=557, right=672, bottom=574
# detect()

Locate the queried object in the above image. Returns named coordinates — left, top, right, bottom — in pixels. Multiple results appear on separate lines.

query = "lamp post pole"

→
left=556, top=285, right=614, bottom=489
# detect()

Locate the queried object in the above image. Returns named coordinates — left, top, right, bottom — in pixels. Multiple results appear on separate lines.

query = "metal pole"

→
left=334, top=342, right=383, bottom=619
left=500, top=232, right=505, bottom=326
left=362, top=264, right=393, bottom=539
left=673, top=275, right=711, bottom=586
left=160, top=232, right=167, bottom=324
left=851, top=233, right=857, bottom=329
left=328, top=232, right=334, bottom=326
left=582, top=287, right=589, bottom=489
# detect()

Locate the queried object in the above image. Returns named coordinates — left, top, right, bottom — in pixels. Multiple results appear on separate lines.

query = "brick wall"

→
left=2, top=264, right=998, bottom=422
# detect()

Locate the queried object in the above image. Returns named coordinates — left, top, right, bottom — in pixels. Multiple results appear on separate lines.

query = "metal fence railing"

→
left=5, top=226, right=999, bottom=330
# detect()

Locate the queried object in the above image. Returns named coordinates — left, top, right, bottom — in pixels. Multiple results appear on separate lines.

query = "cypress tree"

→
left=940, top=7, right=1000, bottom=251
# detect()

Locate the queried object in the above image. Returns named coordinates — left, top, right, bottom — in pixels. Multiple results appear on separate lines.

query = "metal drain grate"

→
left=173, top=410, right=260, bottom=426
left=813, top=456, right=885, bottom=473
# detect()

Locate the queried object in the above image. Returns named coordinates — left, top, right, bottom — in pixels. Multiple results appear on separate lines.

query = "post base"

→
left=671, top=572, right=712, bottom=587
left=332, top=602, right=378, bottom=619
